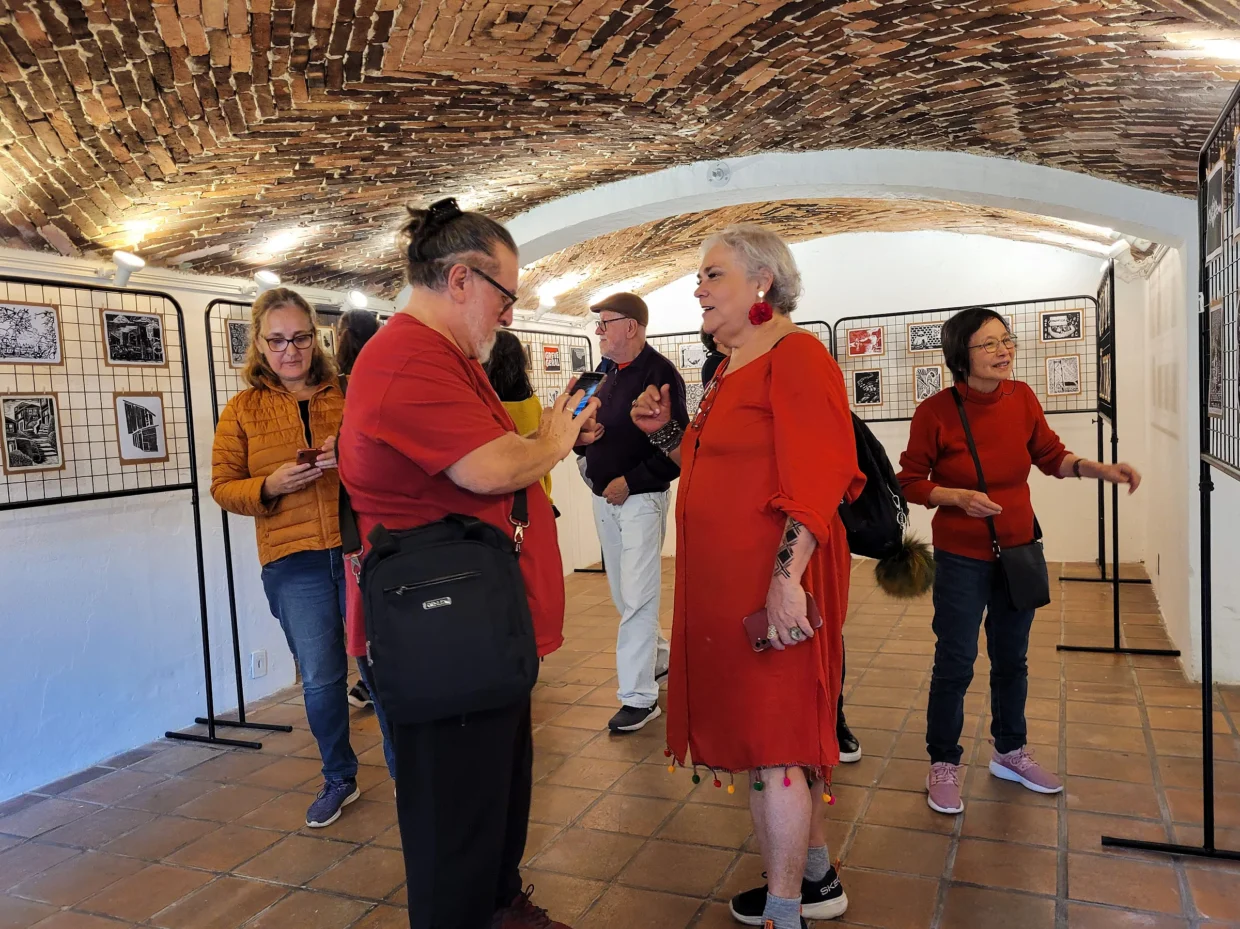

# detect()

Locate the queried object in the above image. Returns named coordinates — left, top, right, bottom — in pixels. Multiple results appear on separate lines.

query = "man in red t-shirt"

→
left=338, top=199, right=598, bottom=929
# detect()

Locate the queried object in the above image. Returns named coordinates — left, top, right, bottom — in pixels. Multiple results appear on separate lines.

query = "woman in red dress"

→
left=632, top=225, right=863, bottom=929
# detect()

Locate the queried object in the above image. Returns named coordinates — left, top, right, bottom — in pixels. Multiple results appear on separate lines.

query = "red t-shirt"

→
left=337, top=314, right=564, bottom=658
left=896, top=380, right=1069, bottom=562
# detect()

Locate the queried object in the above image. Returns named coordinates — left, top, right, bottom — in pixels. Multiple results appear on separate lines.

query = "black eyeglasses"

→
left=468, top=267, right=517, bottom=311
left=264, top=332, right=315, bottom=352
left=595, top=315, right=629, bottom=332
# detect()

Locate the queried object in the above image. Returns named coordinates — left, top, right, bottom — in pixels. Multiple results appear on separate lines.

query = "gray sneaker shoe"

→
left=305, top=778, right=360, bottom=827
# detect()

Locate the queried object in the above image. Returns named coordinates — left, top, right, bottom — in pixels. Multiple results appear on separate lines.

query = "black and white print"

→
left=685, top=382, right=705, bottom=415
left=1208, top=300, right=1224, bottom=417
left=853, top=369, right=882, bottom=406
left=1, top=393, right=64, bottom=474
left=1099, top=350, right=1113, bottom=407
left=680, top=343, right=707, bottom=369
left=1207, top=157, right=1225, bottom=263
left=101, top=310, right=166, bottom=366
left=907, top=321, right=943, bottom=353
left=226, top=319, right=250, bottom=368
left=539, top=385, right=561, bottom=408
left=0, top=302, right=61, bottom=364
left=914, top=364, right=943, bottom=403
left=1045, top=354, right=1082, bottom=396
left=114, top=393, right=169, bottom=464
left=317, top=326, right=335, bottom=354
left=1039, top=309, right=1083, bottom=343
left=523, top=341, right=534, bottom=371
left=571, top=346, right=588, bottom=372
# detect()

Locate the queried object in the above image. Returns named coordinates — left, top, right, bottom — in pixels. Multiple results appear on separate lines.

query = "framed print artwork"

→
left=570, top=346, right=588, bottom=372
left=1039, top=308, right=1083, bottom=343
left=907, top=321, right=943, bottom=353
left=680, top=343, right=707, bottom=369
left=101, top=309, right=167, bottom=367
left=852, top=369, right=882, bottom=406
left=1, top=393, right=65, bottom=474
left=226, top=319, right=250, bottom=368
left=316, top=326, right=336, bottom=354
left=0, top=301, right=62, bottom=365
left=846, top=326, right=884, bottom=357
left=543, top=345, right=561, bottom=372
left=1045, top=354, right=1082, bottom=396
left=914, top=364, right=943, bottom=403
left=1208, top=300, right=1224, bottom=417
left=1207, top=157, right=1224, bottom=263
left=113, top=392, right=169, bottom=464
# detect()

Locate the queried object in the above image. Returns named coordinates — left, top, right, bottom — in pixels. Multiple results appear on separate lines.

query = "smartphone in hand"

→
left=743, top=593, right=823, bottom=652
left=571, top=371, right=606, bottom=415
left=296, top=448, right=322, bottom=466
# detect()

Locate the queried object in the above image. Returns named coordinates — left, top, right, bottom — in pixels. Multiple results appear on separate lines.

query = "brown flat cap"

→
left=590, top=292, right=648, bottom=327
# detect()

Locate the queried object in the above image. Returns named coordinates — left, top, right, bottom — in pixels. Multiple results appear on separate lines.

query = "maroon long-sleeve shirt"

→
left=897, top=381, right=1070, bottom=561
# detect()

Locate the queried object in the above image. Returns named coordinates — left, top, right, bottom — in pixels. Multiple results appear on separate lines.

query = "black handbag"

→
left=339, top=477, right=539, bottom=725
left=950, top=388, right=1052, bottom=611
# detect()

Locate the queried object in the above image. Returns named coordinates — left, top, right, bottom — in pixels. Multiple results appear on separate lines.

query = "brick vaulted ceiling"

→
left=1, top=1, right=1239, bottom=295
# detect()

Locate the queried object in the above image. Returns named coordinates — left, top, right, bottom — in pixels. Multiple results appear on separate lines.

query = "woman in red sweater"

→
left=897, top=307, right=1140, bottom=816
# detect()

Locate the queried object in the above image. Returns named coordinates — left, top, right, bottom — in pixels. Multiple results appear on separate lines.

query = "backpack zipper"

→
left=384, top=571, right=481, bottom=595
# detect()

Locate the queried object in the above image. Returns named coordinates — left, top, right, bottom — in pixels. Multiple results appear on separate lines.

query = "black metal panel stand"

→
left=1101, top=89, right=1239, bottom=861
left=201, top=300, right=294, bottom=740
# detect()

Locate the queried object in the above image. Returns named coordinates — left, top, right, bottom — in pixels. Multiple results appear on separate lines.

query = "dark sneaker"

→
left=347, top=679, right=373, bottom=709
left=493, top=885, right=573, bottom=928
left=837, top=718, right=861, bottom=764
left=305, top=778, right=360, bottom=827
left=729, top=867, right=849, bottom=925
left=608, top=704, right=661, bottom=733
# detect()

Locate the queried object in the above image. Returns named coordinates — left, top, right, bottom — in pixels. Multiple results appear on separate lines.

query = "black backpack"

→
left=838, top=413, right=909, bottom=560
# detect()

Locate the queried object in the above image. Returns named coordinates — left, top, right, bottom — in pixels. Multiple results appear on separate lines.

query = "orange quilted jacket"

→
left=210, top=380, right=344, bottom=566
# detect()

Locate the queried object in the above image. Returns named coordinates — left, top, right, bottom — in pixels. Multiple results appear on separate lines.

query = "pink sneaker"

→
left=989, top=747, right=1063, bottom=794
left=926, top=762, right=964, bottom=814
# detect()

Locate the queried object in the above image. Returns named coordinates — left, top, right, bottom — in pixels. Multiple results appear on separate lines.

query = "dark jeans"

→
left=261, top=547, right=359, bottom=783
left=357, top=658, right=397, bottom=779
left=926, top=548, right=1036, bottom=765
left=396, top=697, right=532, bottom=929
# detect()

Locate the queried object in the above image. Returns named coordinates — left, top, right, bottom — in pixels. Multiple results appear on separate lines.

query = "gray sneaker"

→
left=305, top=778, right=360, bottom=827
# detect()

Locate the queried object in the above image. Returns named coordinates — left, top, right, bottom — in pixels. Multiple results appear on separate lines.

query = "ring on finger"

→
left=788, top=627, right=804, bottom=642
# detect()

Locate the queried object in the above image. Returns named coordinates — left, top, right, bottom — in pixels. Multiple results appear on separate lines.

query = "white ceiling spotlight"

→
left=101, top=250, right=145, bottom=287
left=347, top=289, right=369, bottom=310
left=254, top=270, right=281, bottom=293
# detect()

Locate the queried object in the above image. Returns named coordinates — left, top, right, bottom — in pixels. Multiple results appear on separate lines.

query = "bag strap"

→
left=950, top=387, right=1002, bottom=557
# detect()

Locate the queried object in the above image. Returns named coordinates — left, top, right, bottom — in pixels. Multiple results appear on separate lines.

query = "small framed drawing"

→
left=226, top=319, right=250, bottom=368
left=1233, top=129, right=1240, bottom=238
left=680, top=343, right=707, bottom=369
left=523, top=341, right=534, bottom=371
left=543, top=345, right=561, bottom=372
left=1206, top=157, right=1224, bottom=263
left=1208, top=300, right=1223, bottom=417
left=570, top=346, right=588, bottom=372
left=908, top=321, right=943, bottom=353
left=1045, top=354, right=1082, bottom=396
left=316, top=326, right=336, bottom=354
left=1, top=393, right=65, bottom=475
left=1039, top=309, right=1083, bottom=343
left=847, top=326, right=884, bottom=357
left=101, top=309, right=167, bottom=367
left=0, top=301, right=63, bottom=365
left=853, top=369, right=882, bottom=406
left=114, top=392, right=169, bottom=464
left=914, top=364, right=943, bottom=403
left=539, top=385, right=561, bottom=408
left=1099, top=350, right=1113, bottom=406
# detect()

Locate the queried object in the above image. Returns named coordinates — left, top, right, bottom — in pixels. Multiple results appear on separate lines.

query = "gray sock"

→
left=762, top=890, right=802, bottom=929
left=804, top=844, right=830, bottom=882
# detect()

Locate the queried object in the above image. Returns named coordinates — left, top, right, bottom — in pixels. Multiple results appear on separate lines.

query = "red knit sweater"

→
left=897, top=381, right=1070, bottom=562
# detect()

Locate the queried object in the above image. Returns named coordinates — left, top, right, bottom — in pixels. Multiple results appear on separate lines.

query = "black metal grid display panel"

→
left=1097, top=263, right=1117, bottom=424
left=833, top=296, right=1099, bottom=423
left=648, top=321, right=834, bottom=416
left=0, top=281, right=191, bottom=505
left=509, top=328, right=595, bottom=408
left=1202, top=99, right=1240, bottom=476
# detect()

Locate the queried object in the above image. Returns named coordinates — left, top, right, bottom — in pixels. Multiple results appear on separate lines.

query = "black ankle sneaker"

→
left=729, top=866, right=848, bottom=925
left=608, top=704, right=661, bottom=733
left=837, top=719, right=861, bottom=764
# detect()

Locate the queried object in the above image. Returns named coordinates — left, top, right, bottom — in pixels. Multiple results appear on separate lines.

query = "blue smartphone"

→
left=572, top=372, right=606, bottom=415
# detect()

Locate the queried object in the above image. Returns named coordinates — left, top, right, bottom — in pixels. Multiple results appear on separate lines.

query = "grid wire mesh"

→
left=833, top=297, right=1099, bottom=423
left=509, top=328, right=595, bottom=407
left=0, top=281, right=191, bottom=505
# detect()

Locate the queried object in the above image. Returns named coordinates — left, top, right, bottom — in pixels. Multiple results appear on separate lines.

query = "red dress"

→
left=667, top=332, right=865, bottom=776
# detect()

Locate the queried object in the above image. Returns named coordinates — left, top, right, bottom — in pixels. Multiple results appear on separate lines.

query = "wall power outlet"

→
left=250, top=650, right=268, bottom=679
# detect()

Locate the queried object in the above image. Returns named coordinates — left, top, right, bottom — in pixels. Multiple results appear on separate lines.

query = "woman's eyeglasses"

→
left=264, top=332, right=315, bottom=351
left=469, top=266, right=517, bottom=312
left=968, top=335, right=1018, bottom=354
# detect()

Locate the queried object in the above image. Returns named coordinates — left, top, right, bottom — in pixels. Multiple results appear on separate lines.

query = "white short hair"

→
left=700, top=223, right=802, bottom=315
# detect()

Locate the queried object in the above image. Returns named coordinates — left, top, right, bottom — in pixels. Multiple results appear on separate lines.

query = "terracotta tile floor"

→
left=3, top=559, right=1240, bottom=928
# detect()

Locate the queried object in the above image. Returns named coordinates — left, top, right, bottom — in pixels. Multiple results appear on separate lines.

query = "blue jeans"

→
left=357, top=657, right=396, bottom=779
left=926, top=548, right=1036, bottom=765
left=261, top=547, right=358, bottom=783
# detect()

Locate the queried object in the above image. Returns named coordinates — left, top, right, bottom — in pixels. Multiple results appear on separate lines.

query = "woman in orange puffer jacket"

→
left=210, top=287, right=359, bottom=829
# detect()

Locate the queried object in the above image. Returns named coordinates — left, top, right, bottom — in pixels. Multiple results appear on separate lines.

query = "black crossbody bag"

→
left=950, top=388, right=1051, bottom=611
left=338, top=476, right=539, bottom=725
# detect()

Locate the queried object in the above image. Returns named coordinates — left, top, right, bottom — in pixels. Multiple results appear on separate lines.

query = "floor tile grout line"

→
left=1055, top=587, right=1070, bottom=929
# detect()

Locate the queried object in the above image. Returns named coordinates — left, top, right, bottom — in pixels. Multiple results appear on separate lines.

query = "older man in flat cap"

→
left=577, top=293, right=688, bottom=733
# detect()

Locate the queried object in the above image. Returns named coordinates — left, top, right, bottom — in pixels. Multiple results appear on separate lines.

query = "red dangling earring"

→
left=748, top=290, right=774, bottom=326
